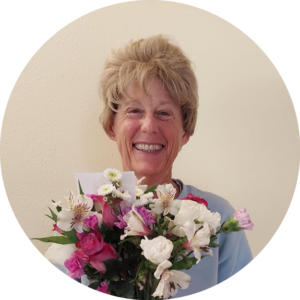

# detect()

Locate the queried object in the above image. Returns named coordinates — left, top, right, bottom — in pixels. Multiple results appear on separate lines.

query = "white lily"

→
left=120, top=206, right=152, bottom=240
left=152, top=270, right=191, bottom=299
left=57, top=193, right=94, bottom=233
left=150, top=184, right=180, bottom=216
left=184, top=222, right=212, bottom=263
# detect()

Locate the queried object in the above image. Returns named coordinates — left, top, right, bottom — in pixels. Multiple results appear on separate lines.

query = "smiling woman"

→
left=91, top=35, right=253, bottom=296
left=100, top=35, right=197, bottom=197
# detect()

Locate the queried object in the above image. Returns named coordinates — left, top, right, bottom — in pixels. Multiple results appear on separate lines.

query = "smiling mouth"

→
left=133, top=143, right=164, bottom=153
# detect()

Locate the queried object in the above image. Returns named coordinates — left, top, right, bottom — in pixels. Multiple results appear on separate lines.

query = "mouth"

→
left=133, top=143, right=164, bottom=153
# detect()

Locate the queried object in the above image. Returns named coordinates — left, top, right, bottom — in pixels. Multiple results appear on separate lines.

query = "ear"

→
left=181, top=132, right=190, bottom=146
left=105, top=118, right=116, bottom=141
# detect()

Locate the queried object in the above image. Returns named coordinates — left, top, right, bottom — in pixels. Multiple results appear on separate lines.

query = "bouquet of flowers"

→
left=34, top=169, right=253, bottom=299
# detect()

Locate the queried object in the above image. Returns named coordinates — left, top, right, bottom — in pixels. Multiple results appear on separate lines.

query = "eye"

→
left=129, top=109, right=140, bottom=114
left=159, top=111, right=170, bottom=116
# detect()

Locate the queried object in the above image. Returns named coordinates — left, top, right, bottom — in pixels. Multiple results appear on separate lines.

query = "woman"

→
left=99, top=35, right=252, bottom=296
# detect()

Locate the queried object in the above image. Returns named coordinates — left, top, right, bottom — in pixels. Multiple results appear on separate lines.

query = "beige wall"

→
left=1, top=1, right=299, bottom=259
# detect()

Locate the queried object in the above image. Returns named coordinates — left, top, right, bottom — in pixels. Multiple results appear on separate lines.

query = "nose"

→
left=141, top=112, right=158, bottom=133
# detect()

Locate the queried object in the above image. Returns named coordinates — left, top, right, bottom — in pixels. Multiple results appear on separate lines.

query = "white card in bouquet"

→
left=74, top=172, right=136, bottom=203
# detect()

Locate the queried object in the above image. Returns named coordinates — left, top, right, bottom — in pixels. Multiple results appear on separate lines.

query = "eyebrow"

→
left=122, top=99, right=175, bottom=107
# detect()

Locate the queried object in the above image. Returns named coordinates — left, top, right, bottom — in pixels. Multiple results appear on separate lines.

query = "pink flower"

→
left=64, top=251, right=85, bottom=279
left=96, top=281, right=110, bottom=300
left=114, top=207, right=132, bottom=229
left=221, top=208, right=254, bottom=233
left=75, top=231, right=104, bottom=255
left=52, top=224, right=63, bottom=234
left=86, top=194, right=117, bottom=227
left=75, top=249, right=89, bottom=264
left=234, top=209, right=254, bottom=230
left=89, top=242, right=118, bottom=272
left=182, top=193, right=208, bottom=208
left=84, top=215, right=99, bottom=230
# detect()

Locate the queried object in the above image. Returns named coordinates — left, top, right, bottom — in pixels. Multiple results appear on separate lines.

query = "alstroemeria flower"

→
left=52, top=189, right=77, bottom=210
left=183, top=222, right=212, bottom=263
left=150, top=184, right=181, bottom=216
left=152, top=270, right=191, bottom=298
left=120, top=206, right=152, bottom=240
left=56, top=193, right=94, bottom=233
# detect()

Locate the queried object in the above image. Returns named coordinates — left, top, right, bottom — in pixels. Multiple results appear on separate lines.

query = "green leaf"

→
left=170, top=256, right=197, bottom=271
left=88, top=281, right=100, bottom=290
left=172, top=236, right=187, bottom=250
left=32, top=236, right=73, bottom=244
left=63, top=229, right=79, bottom=243
left=108, top=281, right=135, bottom=299
left=209, top=235, right=220, bottom=247
left=166, top=224, right=176, bottom=234
left=144, top=184, right=157, bottom=194
left=147, top=260, right=157, bottom=270
left=45, top=214, right=55, bottom=221
left=51, top=200, right=61, bottom=212
left=103, top=259, right=128, bottom=275
left=78, top=180, right=84, bottom=195
left=48, top=207, right=57, bottom=223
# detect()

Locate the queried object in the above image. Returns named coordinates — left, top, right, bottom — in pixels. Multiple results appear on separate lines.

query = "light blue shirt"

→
left=173, top=179, right=252, bottom=297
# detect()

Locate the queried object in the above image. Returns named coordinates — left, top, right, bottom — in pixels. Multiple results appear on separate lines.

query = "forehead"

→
left=121, top=79, right=176, bottom=106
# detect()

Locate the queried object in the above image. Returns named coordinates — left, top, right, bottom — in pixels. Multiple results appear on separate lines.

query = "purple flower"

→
left=114, top=206, right=132, bottom=229
left=134, top=206, right=156, bottom=226
left=233, top=209, right=254, bottom=230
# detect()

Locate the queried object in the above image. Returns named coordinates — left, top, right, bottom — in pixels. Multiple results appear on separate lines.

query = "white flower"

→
left=135, top=192, right=154, bottom=206
left=185, top=222, right=212, bottom=263
left=152, top=270, right=191, bottom=299
left=115, top=189, right=131, bottom=201
left=140, top=236, right=173, bottom=279
left=57, top=193, right=94, bottom=233
left=97, top=183, right=115, bottom=196
left=136, top=187, right=145, bottom=197
left=140, top=236, right=173, bottom=265
left=135, top=176, right=148, bottom=192
left=169, top=200, right=221, bottom=237
left=44, top=243, right=77, bottom=266
left=150, top=184, right=179, bottom=216
left=52, top=189, right=76, bottom=210
left=103, top=168, right=122, bottom=182
left=120, top=207, right=152, bottom=240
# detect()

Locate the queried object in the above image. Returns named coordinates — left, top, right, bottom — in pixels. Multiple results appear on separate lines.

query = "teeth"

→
left=134, top=144, right=163, bottom=152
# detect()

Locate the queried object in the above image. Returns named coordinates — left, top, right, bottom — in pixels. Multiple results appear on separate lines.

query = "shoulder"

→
left=174, top=178, right=235, bottom=223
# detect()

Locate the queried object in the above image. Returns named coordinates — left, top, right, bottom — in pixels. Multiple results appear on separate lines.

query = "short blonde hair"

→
left=99, top=35, right=199, bottom=135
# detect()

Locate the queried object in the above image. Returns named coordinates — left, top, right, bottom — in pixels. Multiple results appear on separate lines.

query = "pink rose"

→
left=75, top=231, right=104, bottom=255
left=86, top=194, right=117, bottom=227
left=182, top=193, right=208, bottom=208
left=64, top=251, right=85, bottom=279
left=89, top=242, right=118, bottom=272
left=234, top=209, right=254, bottom=230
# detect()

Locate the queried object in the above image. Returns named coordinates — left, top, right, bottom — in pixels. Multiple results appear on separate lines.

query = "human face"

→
left=107, top=78, right=190, bottom=183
